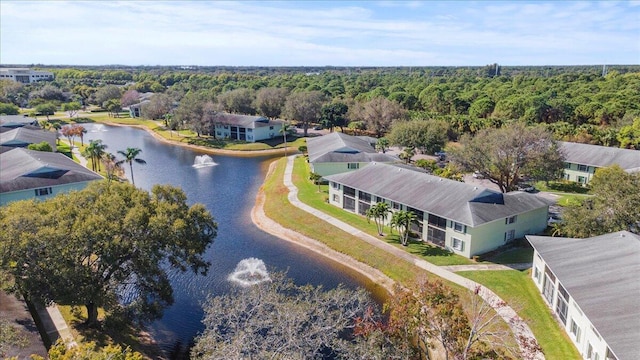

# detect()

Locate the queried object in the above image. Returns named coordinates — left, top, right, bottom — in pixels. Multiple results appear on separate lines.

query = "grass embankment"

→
left=57, top=305, right=160, bottom=358
left=30, top=109, right=304, bottom=153
left=293, top=157, right=473, bottom=266
left=534, top=181, right=591, bottom=206
left=283, top=156, right=579, bottom=359
left=264, top=157, right=426, bottom=284
left=75, top=112, right=306, bottom=152
left=459, top=271, right=581, bottom=360
left=263, top=157, right=520, bottom=347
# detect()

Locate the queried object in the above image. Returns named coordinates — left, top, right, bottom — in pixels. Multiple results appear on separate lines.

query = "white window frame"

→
left=452, top=238, right=464, bottom=251
left=570, top=319, right=581, bottom=343
left=453, top=221, right=465, bottom=233
left=505, top=215, right=517, bottom=224
left=34, top=187, right=52, bottom=196
left=347, top=163, right=360, bottom=170
left=504, top=229, right=515, bottom=242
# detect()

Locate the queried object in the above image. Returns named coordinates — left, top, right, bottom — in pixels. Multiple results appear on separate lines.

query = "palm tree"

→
left=82, top=140, right=107, bottom=172
left=390, top=210, right=417, bottom=246
left=399, top=147, right=415, bottom=164
left=280, top=122, right=292, bottom=157
left=309, top=172, right=322, bottom=192
left=51, top=123, right=62, bottom=145
left=117, top=147, right=146, bottom=186
left=366, top=202, right=390, bottom=236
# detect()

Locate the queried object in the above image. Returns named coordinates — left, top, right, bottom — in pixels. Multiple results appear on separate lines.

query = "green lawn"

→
left=57, top=305, right=160, bottom=357
left=533, top=181, right=592, bottom=207
left=458, top=270, right=581, bottom=360
left=292, top=157, right=473, bottom=266
left=486, top=246, right=534, bottom=264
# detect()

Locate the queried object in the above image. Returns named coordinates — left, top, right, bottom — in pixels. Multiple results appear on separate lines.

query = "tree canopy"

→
left=449, top=123, right=564, bottom=192
left=559, top=165, right=640, bottom=237
left=0, top=181, right=217, bottom=326
left=191, top=272, right=383, bottom=359
left=387, top=119, right=449, bottom=154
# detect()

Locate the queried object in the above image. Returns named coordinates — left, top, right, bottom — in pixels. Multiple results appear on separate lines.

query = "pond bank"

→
left=101, top=121, right=293, bottom=158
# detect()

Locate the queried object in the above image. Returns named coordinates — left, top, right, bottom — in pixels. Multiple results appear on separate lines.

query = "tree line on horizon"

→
left=1, top=64, right=639, bottom=149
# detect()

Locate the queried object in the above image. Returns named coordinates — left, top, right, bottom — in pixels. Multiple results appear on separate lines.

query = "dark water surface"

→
left=81, top=124, right=384, bottom=353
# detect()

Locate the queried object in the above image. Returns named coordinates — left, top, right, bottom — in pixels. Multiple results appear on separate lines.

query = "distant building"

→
left=0, top=148, right=102, bottom=206
left=0, top=68, right=53, bottom=84
left=527, top=231, right=640, bottom=360
left=307, top=132, right=398, bottom=178
left=213, top=113, right=283, bottom=143
left=127, top=92, right=155, bottom=118
left=560, top=141, right=640, bottom=184
left=326, top=162, right=550, bottom=258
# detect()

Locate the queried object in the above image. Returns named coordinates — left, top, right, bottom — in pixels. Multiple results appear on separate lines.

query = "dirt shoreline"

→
left=101, top=121, right=291, bottom=157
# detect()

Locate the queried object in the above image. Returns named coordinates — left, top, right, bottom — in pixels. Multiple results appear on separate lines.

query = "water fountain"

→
left=228, top=258, right=271, bottom=287
left=192, top=154, right=217, bottom=168
left=90, top=124, right=107, bottom=132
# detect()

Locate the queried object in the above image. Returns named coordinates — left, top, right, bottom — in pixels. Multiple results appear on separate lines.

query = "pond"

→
left=80, top=123, right=383, bottom=355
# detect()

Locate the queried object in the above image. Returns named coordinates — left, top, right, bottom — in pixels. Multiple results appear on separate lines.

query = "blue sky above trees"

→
left=1, top=1, right=638, bottom=66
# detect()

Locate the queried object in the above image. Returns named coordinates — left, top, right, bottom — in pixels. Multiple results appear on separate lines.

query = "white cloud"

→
left=1, top=0, right=638, bottom=66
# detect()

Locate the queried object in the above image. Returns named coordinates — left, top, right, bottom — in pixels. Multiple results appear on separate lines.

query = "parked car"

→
left=517, top=183, right=536, bottom=193
left=548, top=213, right=562, bottom=225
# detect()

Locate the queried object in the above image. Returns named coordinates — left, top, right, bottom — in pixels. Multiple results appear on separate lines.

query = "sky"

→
left=1, top=1, right=639, bottom=66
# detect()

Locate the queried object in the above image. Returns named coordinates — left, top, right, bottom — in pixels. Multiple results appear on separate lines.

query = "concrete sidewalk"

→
left=441, top=263, right=532, bottom=272
left=282, top=155, right=544, bottom=360
left=34, top=303, right=77, bottom=348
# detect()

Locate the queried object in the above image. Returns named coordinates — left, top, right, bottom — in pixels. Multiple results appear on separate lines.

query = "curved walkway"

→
left=274, top=155, right=544, bottom=359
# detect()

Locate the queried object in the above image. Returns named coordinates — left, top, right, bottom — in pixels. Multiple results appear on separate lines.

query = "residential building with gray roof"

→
left=559, top=141, right=640, bottom=185
left=326, top=162, right=550, bottom=257
left=0, top=148, right=102, bottom=206
left=213, top=113, right=284, bottom=142
left=0, top=127, right=56, bottom=152
left=307, top=132, right=398, bottom=178
left=527, top=231, right=640, bottom=360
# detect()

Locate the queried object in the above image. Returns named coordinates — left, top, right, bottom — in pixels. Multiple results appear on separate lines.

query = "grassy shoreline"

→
left=266, top=155, right=580, bottom=360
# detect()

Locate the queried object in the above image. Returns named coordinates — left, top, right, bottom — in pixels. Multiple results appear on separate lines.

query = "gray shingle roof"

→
left=215, top=113, right=283, bottom=129
left=0, top=127, right=56, bottom=150
left=559, top=141, right=640, bottom=171
left=0, top=114, right=39, bottom=129
left=325, top=162, right=550, bottom=226
left=0, top=148, right=102, bottom=193
left=526, top=231, right=640, bottom=360
left=307, top=132, right=397, bottom=163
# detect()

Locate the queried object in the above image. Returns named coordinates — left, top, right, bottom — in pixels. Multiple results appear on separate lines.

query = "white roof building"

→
left=0, top=68, right=54, bottom=84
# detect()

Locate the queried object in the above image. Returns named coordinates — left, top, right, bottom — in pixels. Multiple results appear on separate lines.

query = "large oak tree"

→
left=284, top=91, right=326, bottom=136
left=0, top=181, right=217, bottom=326
left=449, top=123, right=564, bottom=192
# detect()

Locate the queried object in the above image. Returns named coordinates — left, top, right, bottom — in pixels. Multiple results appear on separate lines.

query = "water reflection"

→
left=79, top=123, right=383, bottom=354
